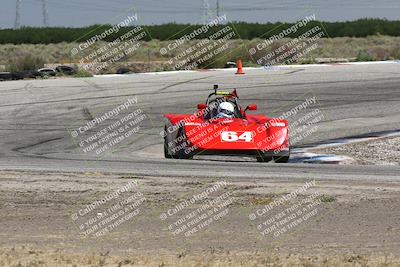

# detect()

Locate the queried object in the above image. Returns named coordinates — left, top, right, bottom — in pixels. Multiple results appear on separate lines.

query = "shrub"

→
left=319, top=195, right=336, bottom=203
left=390, top=45, right=400, bottom=59
left=6, top=53, right=45, bottom=72
left=73, top=68, right=93, bottom=78
left=356, top=50, right=374, bottom=61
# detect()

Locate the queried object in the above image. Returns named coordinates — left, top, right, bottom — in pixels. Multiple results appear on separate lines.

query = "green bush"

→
left=390, top=45, right=400, bottom=59
left=356, top=50, right=374, bottom=61
left=319, top=195, right=336, bottom=203
left=6, top=54, right=45, bottom=71
left=73, top=68, right=93, bottom=78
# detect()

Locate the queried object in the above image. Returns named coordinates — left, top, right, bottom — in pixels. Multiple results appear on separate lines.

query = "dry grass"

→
left=0, top=35, right=399, bottom=74
left=1, top=247, right=399, bottom=267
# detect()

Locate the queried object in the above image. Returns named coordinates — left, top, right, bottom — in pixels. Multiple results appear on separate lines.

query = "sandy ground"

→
left=1, top=170, right=400, bottom=266
left=318, top=136, right=400, bottom=166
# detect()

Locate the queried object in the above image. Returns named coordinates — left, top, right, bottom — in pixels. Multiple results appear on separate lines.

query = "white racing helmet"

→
left=217, top=102, right=235, bottom=118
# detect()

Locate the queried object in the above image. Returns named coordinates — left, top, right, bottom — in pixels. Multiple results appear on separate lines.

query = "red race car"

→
left=163, top=85, right=290, bottom=162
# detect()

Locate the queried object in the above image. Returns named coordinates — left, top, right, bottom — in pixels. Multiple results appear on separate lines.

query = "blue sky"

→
left=1, top=0, right=399, bottom=28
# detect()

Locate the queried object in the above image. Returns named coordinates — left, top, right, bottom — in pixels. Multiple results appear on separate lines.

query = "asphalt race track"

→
left=1, top=62, right=400, bottom=180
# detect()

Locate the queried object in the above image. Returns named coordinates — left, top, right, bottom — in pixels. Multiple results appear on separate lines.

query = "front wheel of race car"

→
left=163, top=126, right=193, bottom=160
left=256, top=156, right=273, bottom=162
left=175, top=127, right=193, bottom=160
left=164, top=126, right=173, bottom=158
left=273, top=155, right=290, bottom=163
left=164, top=138, right=172, bottom=158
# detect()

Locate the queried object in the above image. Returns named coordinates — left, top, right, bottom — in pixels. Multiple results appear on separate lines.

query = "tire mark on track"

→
left=13, top=137, right=64, bottom=154
left=2, top=77, right=400, bottom=109
left=157, top=76, right=212, bottom=92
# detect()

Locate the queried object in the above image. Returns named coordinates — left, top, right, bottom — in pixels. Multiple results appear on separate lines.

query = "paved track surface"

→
left=1, top=63, right=400, bottom=179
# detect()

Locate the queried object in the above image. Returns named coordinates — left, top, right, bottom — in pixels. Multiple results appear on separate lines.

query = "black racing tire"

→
left=164, top=137, right=172, bottom=158
left=273, top=155, right=290, bottom=163
left=116, top=67, right=132, bottom=74
left=163, top=127, right=193, bottom=159
left=0, top=72, right=13, bottom=81
left=56, top=65, right=76, bottom=75
left=178, top=153, right=193, bottom=160
left=164, top=126, right=173, bottom=159
left=256, top=156, right=273, bottom=162
left=175, top=127, right=193, bottom=160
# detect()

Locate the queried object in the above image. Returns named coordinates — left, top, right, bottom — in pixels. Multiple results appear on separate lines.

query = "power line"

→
left=32, top=0, right=194, bottom=14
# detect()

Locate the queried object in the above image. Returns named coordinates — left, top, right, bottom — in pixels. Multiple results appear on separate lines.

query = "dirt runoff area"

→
left=1, top=170, right=400, bottom=266
left=318, top=136, right=400, bottom=166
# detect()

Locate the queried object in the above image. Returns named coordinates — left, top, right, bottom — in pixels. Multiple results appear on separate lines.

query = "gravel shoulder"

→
left=1, top=170, right=400, bottom=266
left=316, top=136, right=400, bottom=165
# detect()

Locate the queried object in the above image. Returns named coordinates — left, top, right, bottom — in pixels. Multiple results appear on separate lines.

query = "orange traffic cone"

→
left=235, top=59, right=245, bottom=75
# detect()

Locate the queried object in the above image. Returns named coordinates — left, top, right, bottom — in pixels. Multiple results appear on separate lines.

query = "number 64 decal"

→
left=221, top=131, right=253, bottom=142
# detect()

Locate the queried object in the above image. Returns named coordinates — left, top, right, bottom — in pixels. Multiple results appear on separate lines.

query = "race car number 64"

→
left=221, top=131, right=253, bottom=142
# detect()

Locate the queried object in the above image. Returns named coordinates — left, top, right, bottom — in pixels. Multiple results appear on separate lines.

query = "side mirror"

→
left=197, top=103, right=207, bottom=110
left=246, top=104, right=257, bottom=111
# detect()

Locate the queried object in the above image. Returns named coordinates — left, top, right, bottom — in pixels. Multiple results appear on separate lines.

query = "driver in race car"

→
left=214, top=102, right=235, bottom=119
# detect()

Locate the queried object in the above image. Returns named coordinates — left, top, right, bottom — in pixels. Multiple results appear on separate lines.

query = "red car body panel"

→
left=163, top=88, right=290, bottom=161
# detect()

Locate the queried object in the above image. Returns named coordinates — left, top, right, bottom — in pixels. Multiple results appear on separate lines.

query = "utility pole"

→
left=15, top=0, right=21, bottom=29
left=202, top=0, right=210, bottom=24
left=14, top=0, right=49, bottom=28
left=41, top=0, right=49, bottom=27
left=216, top=0, right=220, bottom=17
